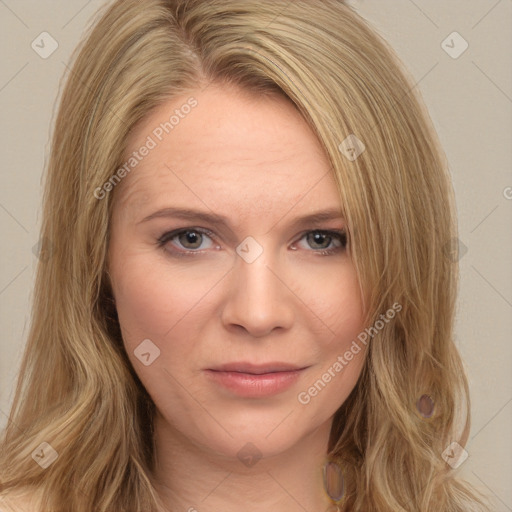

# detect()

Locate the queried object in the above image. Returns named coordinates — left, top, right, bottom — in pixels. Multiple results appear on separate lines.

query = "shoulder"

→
left=0, top=490, right=40, bottom=512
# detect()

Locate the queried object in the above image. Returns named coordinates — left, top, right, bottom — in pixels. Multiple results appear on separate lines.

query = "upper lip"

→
left=208, top=362, right=307, bottom=375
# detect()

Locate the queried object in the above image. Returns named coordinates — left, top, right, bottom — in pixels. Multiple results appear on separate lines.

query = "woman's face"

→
left=108, top=83, right=366, bottom=461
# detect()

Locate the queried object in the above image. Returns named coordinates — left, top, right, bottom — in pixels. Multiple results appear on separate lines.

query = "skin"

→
left=108, top=83, right=367, bottom=512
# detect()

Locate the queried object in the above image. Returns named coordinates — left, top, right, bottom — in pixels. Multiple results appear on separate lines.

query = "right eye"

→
left=157, top=227, right=218, bottom=255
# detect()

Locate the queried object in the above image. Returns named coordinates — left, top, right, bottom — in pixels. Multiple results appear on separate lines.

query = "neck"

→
left=150, top=412, right=335, bottom=512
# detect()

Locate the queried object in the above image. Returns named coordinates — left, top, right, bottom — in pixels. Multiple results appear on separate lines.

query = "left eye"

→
left=295, top=230, right=347, bottom=252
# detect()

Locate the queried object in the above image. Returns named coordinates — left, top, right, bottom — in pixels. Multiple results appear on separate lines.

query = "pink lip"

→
left=205, top=362, right=308, bottom=397
left=210, top=362, right=305, bottom=374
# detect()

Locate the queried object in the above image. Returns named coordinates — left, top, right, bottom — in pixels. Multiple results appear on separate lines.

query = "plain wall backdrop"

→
left=0, top=0, right=511, bottom=509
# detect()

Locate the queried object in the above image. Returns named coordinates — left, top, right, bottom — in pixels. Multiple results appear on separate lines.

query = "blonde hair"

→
left=0, top=0, right=490, bottom=510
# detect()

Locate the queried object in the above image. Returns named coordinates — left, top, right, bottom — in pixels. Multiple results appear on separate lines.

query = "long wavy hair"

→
left=0, top=0, right=489, bottom=510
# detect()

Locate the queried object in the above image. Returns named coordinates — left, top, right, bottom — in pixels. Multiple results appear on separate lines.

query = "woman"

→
left=0, top=0, right=490, bottom=510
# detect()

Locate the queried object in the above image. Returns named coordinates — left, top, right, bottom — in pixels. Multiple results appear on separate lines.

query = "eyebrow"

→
left=138, top=206, right=345, bottom=231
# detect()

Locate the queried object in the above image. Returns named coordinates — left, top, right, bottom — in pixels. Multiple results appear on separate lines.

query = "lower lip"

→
left=204, top=369, right=305, bottom=397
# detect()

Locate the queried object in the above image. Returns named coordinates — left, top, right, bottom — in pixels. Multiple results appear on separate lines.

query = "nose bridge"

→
left=238, top=249, right=277, bottom=298
left=221, top=241, right=293, bottom=336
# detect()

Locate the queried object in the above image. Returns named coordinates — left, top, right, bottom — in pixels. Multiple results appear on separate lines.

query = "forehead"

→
left=114, top=84, right=341, bottom=219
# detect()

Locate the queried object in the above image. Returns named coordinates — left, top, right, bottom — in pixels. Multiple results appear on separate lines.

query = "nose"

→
left=220, top=249, right=295, bottom=338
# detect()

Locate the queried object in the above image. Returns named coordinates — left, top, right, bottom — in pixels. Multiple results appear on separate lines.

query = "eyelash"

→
left=156, top=227, right=348, bottom=257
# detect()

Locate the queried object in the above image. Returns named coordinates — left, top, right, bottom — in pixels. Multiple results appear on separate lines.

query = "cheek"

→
left=329, top=276, right=366, bottom=391
left=113, top=267, right=176, bottom=343
left=297, top=266, right=366, bottom=407
left=301, top=263, right=364, bottom=346
left=110, top=253, right=215, bottom=405
left=111, top=252, right=220, bottom=343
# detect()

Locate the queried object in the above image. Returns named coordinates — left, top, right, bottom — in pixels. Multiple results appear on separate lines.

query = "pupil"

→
left=181, top=231, right=201, bottom=248
left=310, top=231, right=329, bottom=248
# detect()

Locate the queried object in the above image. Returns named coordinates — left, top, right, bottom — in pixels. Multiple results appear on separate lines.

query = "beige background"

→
left=0, top=0, right=510, bottom=508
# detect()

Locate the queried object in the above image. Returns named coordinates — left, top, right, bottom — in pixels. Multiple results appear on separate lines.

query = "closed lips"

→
left=208, top=363, right=308, bottom=374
